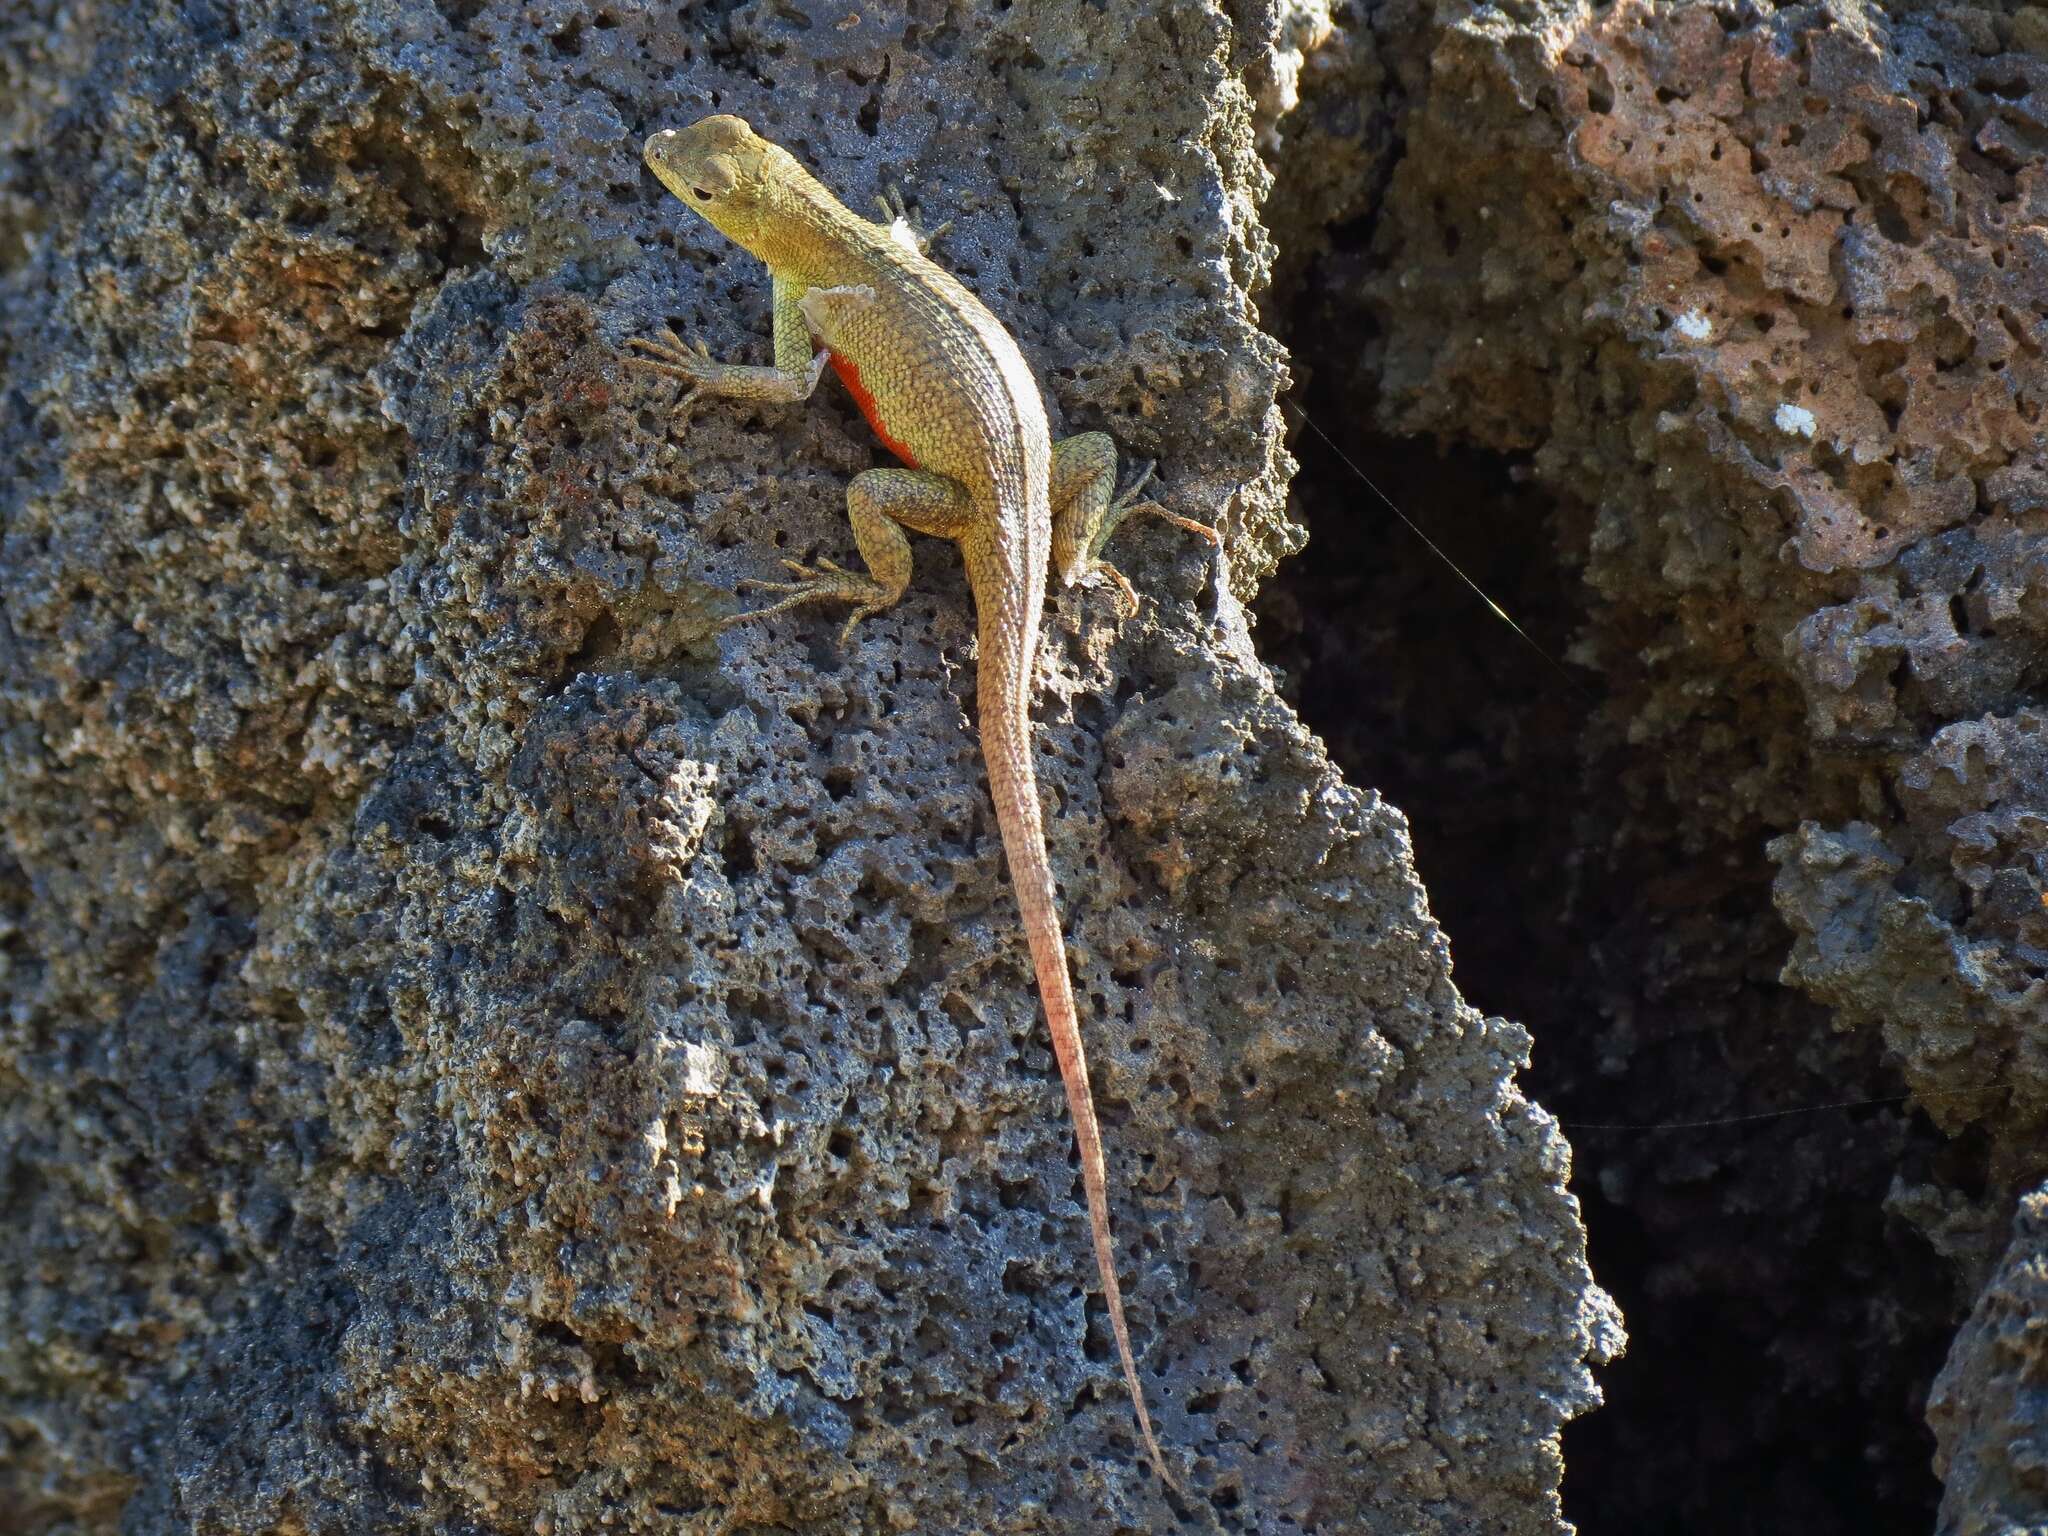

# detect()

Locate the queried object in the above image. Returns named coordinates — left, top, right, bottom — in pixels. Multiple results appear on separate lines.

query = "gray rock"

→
left=1930, top=1181, right=2048, bottom=1536
left=0, top=0, right=1612, bottom=1531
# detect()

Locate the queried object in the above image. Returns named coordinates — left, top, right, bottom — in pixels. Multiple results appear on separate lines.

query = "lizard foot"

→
left=722, top=559, right=895, bottom=648
left=1108, top=460, right=1222, bottom=546
left=875, top=185, right=950, bottom=256
left=1068, top=463, right=1221, bottom=618
left=623, top=327, right=720, bottom=412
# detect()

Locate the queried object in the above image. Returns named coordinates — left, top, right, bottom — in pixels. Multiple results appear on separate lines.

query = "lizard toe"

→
left=1141, top=502, right=1222, bottom=545
left=1109, top=459, right=1157, bottom=513
left=1081, top=560, right=1140, bottom=617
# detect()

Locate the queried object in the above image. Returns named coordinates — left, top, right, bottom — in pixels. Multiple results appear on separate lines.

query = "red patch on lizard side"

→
left=827, top=351, right=920, bottom=468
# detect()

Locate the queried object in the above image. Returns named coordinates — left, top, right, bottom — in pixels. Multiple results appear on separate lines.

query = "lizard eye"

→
left=690, top=186, right=714, bottom=200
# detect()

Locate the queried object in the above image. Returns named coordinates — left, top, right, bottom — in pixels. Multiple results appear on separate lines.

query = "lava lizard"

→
left=624, top=114, right=1217, bottom=1483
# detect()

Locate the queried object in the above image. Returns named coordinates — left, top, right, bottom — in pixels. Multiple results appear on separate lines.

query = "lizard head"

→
left=643, top=115, right=793, bottom=253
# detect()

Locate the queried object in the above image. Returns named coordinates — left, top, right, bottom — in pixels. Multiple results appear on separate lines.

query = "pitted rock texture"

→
left=1253, top=0, right=2048, bottom=1531
left=1258, top=0, right=2046, bottom=1531
left=1928, top=1178, right=2048, bottom=1536
left=0, top=0, right=1613, bottom=1532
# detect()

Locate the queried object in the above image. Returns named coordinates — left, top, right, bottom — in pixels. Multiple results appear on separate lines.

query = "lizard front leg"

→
left=1050, top=432, right=1220, bottom=615
left=723, top=467, right=974, bottom=647
left=625, top=273, right=827, bottom=410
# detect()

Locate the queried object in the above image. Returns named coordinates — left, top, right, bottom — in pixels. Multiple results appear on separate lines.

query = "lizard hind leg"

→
left=1050, top=433, right=1220, bottom=617
left=721, top=467, right=973, bottom=648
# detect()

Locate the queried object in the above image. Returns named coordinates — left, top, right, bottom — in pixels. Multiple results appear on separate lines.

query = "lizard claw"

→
left=624, top=327, right=720, bottom=413
left=755, top=557, right=849, bottom=583
left=1082, top=561, right=1142, bottom=619
left=1064, top=460, right=1218, bottom=620
left=1110, top=459, right=1157, bottom=513
left=735, top=561, right=819, bottom=592
left=836, top=602, right=888, bottom=649
left=625, top=328, right=713, bottom=368
left=1109, top=461, right=1222, bottom=546
left=875, top=185, right=950, bottom=256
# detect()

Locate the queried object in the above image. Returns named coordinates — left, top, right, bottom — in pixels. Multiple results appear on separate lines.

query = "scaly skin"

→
left=626, top=114, right=1216, bottom=1486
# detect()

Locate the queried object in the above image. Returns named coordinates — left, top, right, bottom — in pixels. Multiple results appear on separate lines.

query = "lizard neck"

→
left=751, top=167, right=874, bottom=284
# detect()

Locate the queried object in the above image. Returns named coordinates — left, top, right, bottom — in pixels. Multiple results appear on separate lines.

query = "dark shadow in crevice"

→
left=1254, top=296, right=1953, bottom=1536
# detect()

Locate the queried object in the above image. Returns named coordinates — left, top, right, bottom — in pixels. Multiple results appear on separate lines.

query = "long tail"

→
left=973, top=576, right=1174, bottom=1489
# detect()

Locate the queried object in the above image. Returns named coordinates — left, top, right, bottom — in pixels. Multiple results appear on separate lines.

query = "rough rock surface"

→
left=1929, top=1177, right=2048, bottom=1536
left=0, top=0, right=1614, bottom=1531
left=1258, top=0, right=2046, bottom=1530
